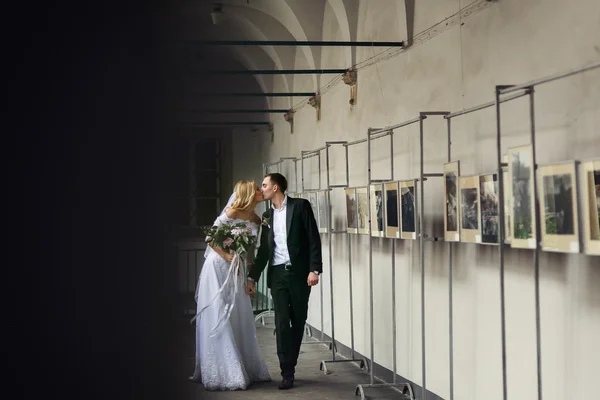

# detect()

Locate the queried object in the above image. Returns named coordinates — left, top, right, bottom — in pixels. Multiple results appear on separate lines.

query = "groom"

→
left=247, top=173, right=322, bottom=390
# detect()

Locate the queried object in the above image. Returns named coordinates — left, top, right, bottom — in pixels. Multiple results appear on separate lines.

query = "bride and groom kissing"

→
left=190, top=173, right=323, bottom=391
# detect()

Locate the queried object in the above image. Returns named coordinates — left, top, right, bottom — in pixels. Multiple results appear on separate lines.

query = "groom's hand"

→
left=246, top=279, right=256, bottom=297
left=307, top=272, right=319, bottom=287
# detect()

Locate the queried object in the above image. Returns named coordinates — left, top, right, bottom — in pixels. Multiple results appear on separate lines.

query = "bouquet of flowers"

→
left=203, top=222, right=257, bottom=255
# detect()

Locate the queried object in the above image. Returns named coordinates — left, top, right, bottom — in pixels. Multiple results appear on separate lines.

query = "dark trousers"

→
left=271, top=265, right=311, bottom=378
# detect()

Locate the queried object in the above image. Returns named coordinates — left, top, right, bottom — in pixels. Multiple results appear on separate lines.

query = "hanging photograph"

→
left=479, top=173, right=499, bottom=245
left=307, top=192, right=319, bottom=224
left=356, top=187, right=369, bottom=235
left=459, top=175, right=481, bottom=243
left=370, top=184, right=384, bottom=237
left=581, top=159, right=600, bottom=255
left=539, top=162, right=579, bottom=253
left=384, top=182, right=400, bottom=238
left=501, top=154, right=512, bottom=244
left=508, top=144, right=536, bottom=249
left=317, top=190, right=328, bottom=233
left=345, top=188, right=358, bottom=234
left=444, top=161, right=461, bottom=242
left=400, top=179, right=417, bottom=240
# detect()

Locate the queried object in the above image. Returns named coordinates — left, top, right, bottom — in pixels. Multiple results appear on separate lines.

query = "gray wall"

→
left=233, top=1, right=600, bottom=399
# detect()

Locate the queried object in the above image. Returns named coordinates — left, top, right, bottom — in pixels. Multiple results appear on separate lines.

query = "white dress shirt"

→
left=271, top=195, right=291, bottom=266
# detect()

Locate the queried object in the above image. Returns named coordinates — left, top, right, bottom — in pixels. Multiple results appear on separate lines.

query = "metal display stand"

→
left=444, top=88, right=530, bottom=400
left=442, top=60, right=600, bottom=400
left=299, top=147, right=334, bottom=350
left=354, top=112, right=448, bottom=400
left=493, top=62, right=600, bottom=400
left=319, top=141, right=369, bottom=374
left=255, top=60, right=599, bottom=400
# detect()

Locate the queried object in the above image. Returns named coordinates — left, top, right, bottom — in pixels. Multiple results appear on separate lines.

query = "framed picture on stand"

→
left=400, top=179, right=417, bottom=240
left=307, top=192, right=319, bottom=226
left=317, top=190, right=328, bottom=233
left=370, top=184, right=384, bottom=237
left=459, top=175, right=481, bottom=244
left=356, top=187, right=369, bottom=235
left=345, top=188, right=358, bottom=234
left=444, top=161, right=461, bottom=242
left=508, top=144, right=536, bottom=249
left=479, top=173, right=499, bottom=245
left=581, top=159, right=600, bottom=255
left=501, top=154, right=512, bottom=244
left=539, top=161, right=579, bottom=253
left=384, top=182, right=400, bottom=238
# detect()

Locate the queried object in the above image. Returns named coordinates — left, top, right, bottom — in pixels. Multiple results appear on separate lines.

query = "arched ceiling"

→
left=167, top=0, right=367, bottom=127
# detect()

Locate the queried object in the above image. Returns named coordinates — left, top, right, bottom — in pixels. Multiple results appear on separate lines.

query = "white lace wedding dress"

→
left=191, top=214, right=271, bottom=390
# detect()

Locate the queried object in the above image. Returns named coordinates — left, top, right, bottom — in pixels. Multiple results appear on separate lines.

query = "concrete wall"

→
left=233, top=1, right=600, bottom=399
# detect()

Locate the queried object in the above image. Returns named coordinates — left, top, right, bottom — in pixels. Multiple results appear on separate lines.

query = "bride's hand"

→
left=223, top=252, right=234, bottom=262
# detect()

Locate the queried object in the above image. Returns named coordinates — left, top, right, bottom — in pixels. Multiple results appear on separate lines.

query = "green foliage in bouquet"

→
left=203, top=222, right=258, bottom=254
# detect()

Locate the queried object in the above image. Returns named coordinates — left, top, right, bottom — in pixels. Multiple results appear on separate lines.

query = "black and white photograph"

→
left=459, top=175, right=481, bottom=243
left=480, top=174, right=499, bottom=245
left=539, top=162, right=579, bottom=253
left=317, top=190, right=328, bottom=233
left=356, top=187, right=369, bottom=235
left=400, top=180, right=417, bottom=239
left=582, top=160, right=600, bottom=255
left=307, top=192, right=319, bottom=225
left=461, top=188, right=478, bottom=229
left=345, top=188, right=358, bottom=234
left=384, top=182, right=399, bottom=238
left=543, top=174, right=574, bottom=235
left=447, top=173, right=458, bottom=230
left=444, top=161, right=460, bottom=242
left=370, top=184, right=384, bottom=237
left=509, top=145, right=536, bottom=249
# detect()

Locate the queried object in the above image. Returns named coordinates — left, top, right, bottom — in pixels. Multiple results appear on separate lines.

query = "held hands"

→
left=307, top=272, right=319, bottom=287
left=246, top=279, right=256, bottom=297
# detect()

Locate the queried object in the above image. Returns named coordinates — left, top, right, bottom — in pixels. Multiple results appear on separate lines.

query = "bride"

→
left=189, top=180, right=271, bottom=390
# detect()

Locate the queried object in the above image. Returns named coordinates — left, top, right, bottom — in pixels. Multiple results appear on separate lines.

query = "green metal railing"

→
left=178, top=246, right=271, bottom=317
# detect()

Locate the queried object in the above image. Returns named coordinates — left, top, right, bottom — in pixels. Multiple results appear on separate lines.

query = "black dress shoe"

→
left=278, top=377, right=294, bottom=390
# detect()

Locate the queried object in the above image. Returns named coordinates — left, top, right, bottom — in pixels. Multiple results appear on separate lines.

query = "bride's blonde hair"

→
left=231, top=180, right=257, bottom=211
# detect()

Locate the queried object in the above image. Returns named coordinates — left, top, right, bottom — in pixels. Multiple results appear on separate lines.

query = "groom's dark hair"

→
left=265, top=173, right=287, bottom=194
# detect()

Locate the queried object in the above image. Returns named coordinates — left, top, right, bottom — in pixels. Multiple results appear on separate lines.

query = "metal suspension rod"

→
left=189, top=40, right=404, bottom=47
left=325, top=146, right=336, bottom=361
left=346, top=144, right=354, bottom=359
left=367, top=128, right=375, bottom=386
left=344, top=138, right=368, bottom=147
left=446, top=117, right=455, bottom=400
left=181, top=121, right=270, bottom=126
left=369, top=116, right=422, bottom=136
left=419, top=115, right=427, bottom=400
left=183, top=109, right=289, bottom=113
left=200, top=69, right=347, bottom=75
left=495, top=86, right=509, bottom=400
left=499, top=60, right=600, bottom=94
left=390, top=132, right=397, bottom=385
left=189, top=92, right=316, bottom=97
left=445, top=91, right=529, bottom=119
left=528, top=88, right=543, bottom=400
